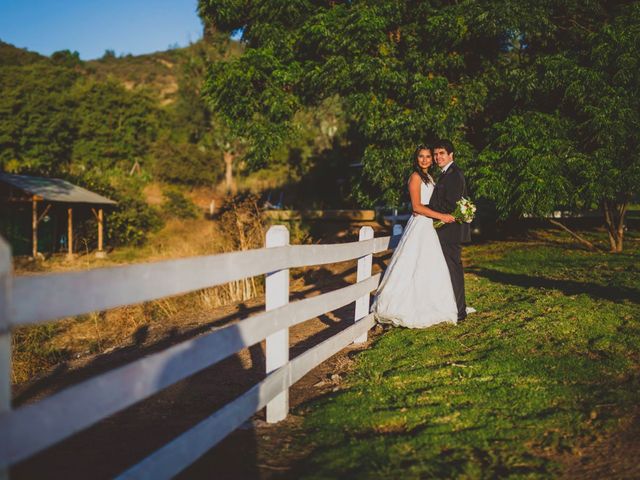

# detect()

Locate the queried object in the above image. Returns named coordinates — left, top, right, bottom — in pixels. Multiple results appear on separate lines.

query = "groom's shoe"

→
left=457, top=314, right=467, bottom=324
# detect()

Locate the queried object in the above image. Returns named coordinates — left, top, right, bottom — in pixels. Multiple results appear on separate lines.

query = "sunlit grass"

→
left=290, top=230, right=640, bottom=479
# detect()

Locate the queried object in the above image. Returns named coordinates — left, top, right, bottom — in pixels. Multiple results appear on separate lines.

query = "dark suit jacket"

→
left=428, top=162, right=472, bottom=244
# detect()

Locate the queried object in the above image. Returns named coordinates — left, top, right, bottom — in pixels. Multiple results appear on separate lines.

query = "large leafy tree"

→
left=200, top=0, right=639, bottom=251
left=474, top=1, right=640, bottom=252
left=561, top=4, right=640, bottom=252
left=198, top=0, right=537, bottom=205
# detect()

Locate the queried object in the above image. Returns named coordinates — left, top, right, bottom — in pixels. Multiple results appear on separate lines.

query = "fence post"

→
left=353, top=226, right=373, bottom=344
left=265, top=225, right=290, bottom=423
left=0, top=237, right=12, bottom=480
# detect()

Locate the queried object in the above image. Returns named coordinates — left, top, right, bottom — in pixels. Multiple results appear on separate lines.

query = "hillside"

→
left=0, top=36, right=351, bottom=257
left=86, top=50, right=182, bottom=105
left=85, top=41, right=244, bottom=105
left=0, top=40, right=46, bottom=66
left=0, top=39, right=243, bottom=105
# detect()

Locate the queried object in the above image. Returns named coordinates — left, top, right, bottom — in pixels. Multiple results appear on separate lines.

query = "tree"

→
left=474, top=1, right=640, bottom=252
left=157, top=38, right=243, bottom=190
left=199, top=0, right=638, bottom=250
left=71, top=79, right=160, bottom=174
left=101, top=49, right=116, bottom=61
left=198, top=0, right=551, bottom=206
left=557, top=5, right=640, bottom=252
left=0, top=63, right=79, bottom=174
left=474, top=112, right=599, bottom=250
left=51, top=49, right=82, bottom=68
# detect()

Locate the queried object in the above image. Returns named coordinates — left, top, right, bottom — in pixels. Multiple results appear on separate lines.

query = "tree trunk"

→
left=223, top=151, right=236, bottom=194
left=548, top=219, right=599, bottom=252
left=602, top=199, right=628, bottom=253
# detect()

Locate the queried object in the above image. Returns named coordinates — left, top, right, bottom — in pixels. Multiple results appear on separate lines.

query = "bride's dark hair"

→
left=413, top=144, right=434, bottom=185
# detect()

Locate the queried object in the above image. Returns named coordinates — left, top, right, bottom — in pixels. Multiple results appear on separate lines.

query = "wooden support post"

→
left=265, top=225, right=289, bottom=423
left=97, top=208, right=105, bottom=258
left=0, top=236, right=12, bottom=480
left=98, top=208, right=104, bottom=251
left=31, top=197, right=37, bottom=258
left=354, top=226, right=373, bottom=344
left=67, top=207, right=73, bottom=259
left=91, top=208, right=106, bottom=258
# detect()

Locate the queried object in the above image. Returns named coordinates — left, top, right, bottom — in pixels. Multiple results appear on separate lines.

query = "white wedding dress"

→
left=372, top=180, right=458, bottom=328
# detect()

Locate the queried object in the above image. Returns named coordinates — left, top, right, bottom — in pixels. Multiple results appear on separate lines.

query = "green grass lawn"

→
left=289, top=230, right=640, bottom=479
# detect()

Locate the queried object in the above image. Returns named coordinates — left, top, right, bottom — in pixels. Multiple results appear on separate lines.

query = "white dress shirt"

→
left=441, top=161, right=454, bottom=173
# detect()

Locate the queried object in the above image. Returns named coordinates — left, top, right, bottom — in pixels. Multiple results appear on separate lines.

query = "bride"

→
left=372, top=145, right=459, bottom=328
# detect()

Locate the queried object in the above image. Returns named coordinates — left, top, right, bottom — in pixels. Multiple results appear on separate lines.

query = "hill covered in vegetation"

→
left=0, top=37, right=351, bottom=253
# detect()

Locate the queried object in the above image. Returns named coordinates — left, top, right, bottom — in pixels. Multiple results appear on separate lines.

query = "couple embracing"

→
left=372, top=139, right=474, bottom=328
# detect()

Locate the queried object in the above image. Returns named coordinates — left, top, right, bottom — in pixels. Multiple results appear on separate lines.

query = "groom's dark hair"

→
left=433, top=139, right=455, bottom=154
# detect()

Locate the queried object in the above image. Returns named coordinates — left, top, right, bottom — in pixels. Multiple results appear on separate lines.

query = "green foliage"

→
left=0, top=63, right=80, bottom=174
left=155, top=39, right=233, bottom=185
left=70, top=79, right=160, bottom=172
left=557, top=3, right=640, bottom=206
left=51, top=49, right=82, bottom=68
left=474, top=112, right=592, bottom=218
left=153, top=137, right=223, bottom=185
left=291, top=231, right=640, bottom=478
left=199, top=0, right=639, bottom=222
left=163, top=188, right=200, bottom=219
left=107, top=195, right=163, bottom=246
left=101, top=49, right=117, bottom=61
left=198, top=0, right=502, bottom=203
left=0, top=46, right=163, bottom=247
left=65, top=171, right=163, bottom=247
left=474, top=2, right=640, bottom=222
left=0, top=41, right=46, bottom=66
left=0, top=59, right=160, bottom=177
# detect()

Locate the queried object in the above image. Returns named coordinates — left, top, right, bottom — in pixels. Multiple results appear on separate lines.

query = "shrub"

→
left=163, top=188, right=200, bottom=219
left=152, top=138, right=223, bottom=186
left=107, top=196, right=163, bottom=246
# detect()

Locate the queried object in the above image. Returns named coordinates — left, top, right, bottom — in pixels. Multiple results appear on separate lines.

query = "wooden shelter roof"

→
left=0, top=173, right=116, bottom=205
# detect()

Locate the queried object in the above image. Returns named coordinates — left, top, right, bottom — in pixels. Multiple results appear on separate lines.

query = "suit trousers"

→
left=440, top=242, right=466, bottom=320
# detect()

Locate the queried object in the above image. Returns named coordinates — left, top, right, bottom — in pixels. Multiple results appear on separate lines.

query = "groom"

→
left=428, top=139, right=471, bottom=322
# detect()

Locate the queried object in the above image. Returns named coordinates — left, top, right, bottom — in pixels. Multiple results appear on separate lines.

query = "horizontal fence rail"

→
left=11, top=236, right=396, bottom=327
left=1, top=274, right=382, bottom=467
left=0, top=226, right=403, bottom=478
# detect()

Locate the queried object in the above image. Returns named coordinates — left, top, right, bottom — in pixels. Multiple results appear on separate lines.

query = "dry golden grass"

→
left=11, top=196, right=269, bottom=385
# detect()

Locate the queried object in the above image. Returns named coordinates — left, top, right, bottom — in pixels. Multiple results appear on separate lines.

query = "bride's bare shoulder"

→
left=408, top=172, right=421, bottom=184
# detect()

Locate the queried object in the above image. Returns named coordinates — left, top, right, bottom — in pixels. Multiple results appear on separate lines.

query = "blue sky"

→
left=0, top=0, right=204, bottom=60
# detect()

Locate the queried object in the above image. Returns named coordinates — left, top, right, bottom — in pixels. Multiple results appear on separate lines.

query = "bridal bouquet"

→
left=434, top=197, right=476, bottom=229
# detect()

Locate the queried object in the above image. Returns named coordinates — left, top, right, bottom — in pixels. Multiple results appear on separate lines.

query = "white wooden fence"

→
left=0, top=225, right=401, bottom=479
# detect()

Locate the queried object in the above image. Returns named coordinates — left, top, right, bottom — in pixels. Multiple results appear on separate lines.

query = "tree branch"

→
left=548, top=219, right=600, bottom=251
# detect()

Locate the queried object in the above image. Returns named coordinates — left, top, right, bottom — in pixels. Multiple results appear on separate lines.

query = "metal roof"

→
left=0, top=172, right=117, bottom=205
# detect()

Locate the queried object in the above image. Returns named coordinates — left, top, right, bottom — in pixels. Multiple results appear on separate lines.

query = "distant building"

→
left=0, top=173, right=116, bottom=258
